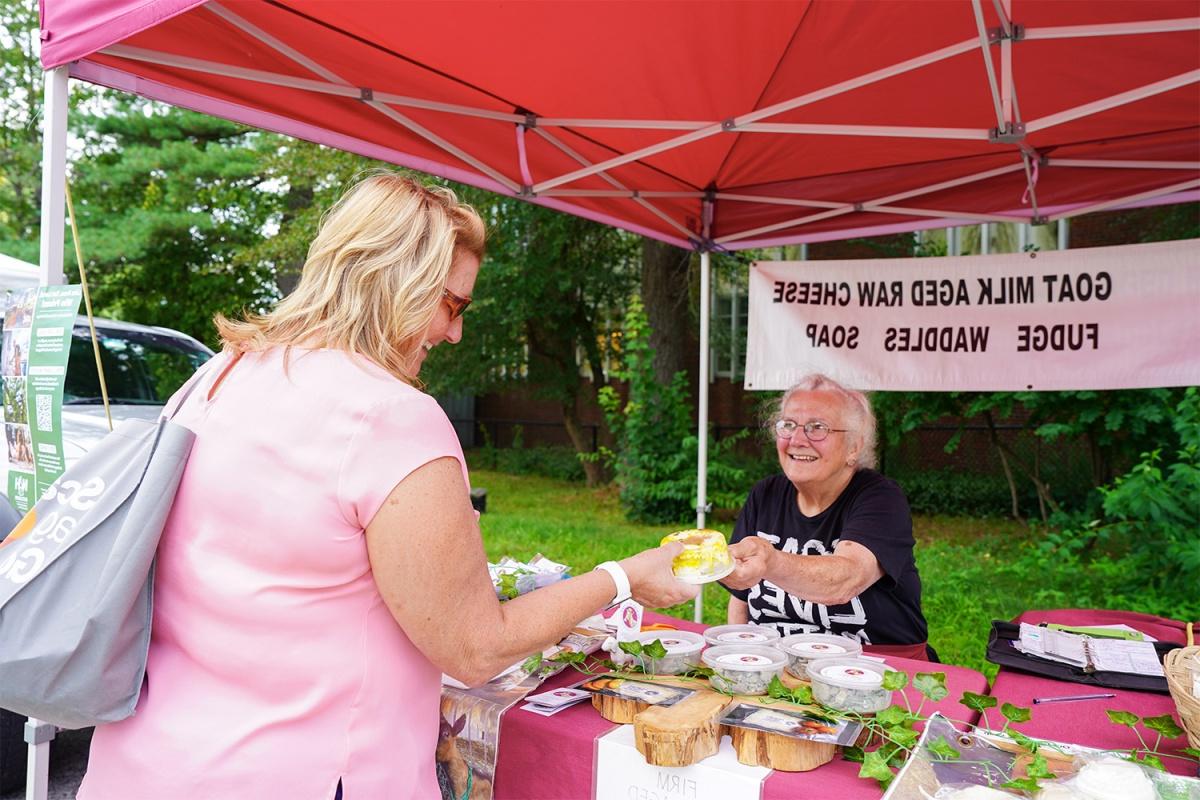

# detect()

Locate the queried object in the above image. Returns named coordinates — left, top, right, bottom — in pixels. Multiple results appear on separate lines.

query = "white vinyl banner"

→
left=743, top=239, right=1200, bottom=391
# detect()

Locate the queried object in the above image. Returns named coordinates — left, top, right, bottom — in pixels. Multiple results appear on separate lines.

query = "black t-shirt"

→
left=724, top=470, right=928, bottom=646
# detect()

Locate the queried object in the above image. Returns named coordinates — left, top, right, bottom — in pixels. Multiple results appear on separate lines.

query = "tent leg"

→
left=693, top=249, right=711, bottom=624
left=39, top=66, right=69, bottom=288
left=24, top=718, right=54, bottom=800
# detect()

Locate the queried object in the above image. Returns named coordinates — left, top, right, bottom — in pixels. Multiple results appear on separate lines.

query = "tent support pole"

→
left=694, top=246, right=711, bottom=623
left=26, top=63, right=69, bottom=800
left=39, top=66, right=68, bottom=287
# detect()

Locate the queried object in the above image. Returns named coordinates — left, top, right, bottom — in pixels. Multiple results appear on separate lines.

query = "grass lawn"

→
left=472, top=468, right=1153, bottom=682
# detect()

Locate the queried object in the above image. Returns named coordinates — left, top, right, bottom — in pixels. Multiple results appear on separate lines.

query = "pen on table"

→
left=1032, top=693, right=1116, bottom=705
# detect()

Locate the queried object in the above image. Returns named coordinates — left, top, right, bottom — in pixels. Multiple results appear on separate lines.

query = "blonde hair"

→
left=216, top=171, right=485, bottom=383
left=769, top=374, right=878, bottom=470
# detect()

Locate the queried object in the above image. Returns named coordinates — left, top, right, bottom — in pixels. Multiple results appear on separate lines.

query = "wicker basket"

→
left=1164, top=645, right=1200, bottom=749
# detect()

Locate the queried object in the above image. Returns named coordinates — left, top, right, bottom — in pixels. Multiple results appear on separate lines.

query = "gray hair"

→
left=769, top=374, right=878, bottom=471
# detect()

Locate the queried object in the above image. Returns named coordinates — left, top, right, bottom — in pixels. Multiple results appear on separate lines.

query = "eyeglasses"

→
left=442, top=287, right=472, bottom=320
left=774, top=419, right=849, bottom=442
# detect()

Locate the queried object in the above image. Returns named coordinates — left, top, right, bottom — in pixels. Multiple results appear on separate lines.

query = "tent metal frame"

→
left=91, top=5, right=1199, bottom=250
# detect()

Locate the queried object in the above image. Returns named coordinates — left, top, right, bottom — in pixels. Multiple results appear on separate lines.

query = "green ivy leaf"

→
left=1181, top=746, right=1200, bottom=759
left=1105, top=709, right=1139, bottom=727
left=765, top=674, right=813, bottom=705
left=1001, top=777, right=1042, bottom=793
left=1001, top=702, right=1032, bottom=723
left=1142, top=714, right=1184, bottom=739
left=874, top=705, right=912, bottom=727
left=521, top=653, right=543, bottom=674
left=767, top=675, right=791, bottom=700
left=889, top=727, right=920, bottom=751
left=618, top=640, right=644, bottom=657
left=679, top=665, right=714, bottom=680
left=642, top=639, right=668, bottom=660
left=1008, top=729, right=1039, bottom=754
left=498, top=571, right=521, bottom=600
left=882, top=671, right=909, bottom=691
left=1026, top=753, right=1055, bottom=779
left=927, top=737, right=961, bottom=761
left=960, top=691, right=998, bottom=712
left=550, top=650, right=586, bottom=665
left=913, top=672, right=948, bottom=702
left=858, top=749, right=896, bottom=787
left=1132, top=752, right=1167, bottom=772
left=842, top=745, right=865, bottom=763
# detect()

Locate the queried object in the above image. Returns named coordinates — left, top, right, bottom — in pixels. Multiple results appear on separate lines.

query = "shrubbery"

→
left=892, top=469, right=1038, bottom=518
left=1033, top=387, right=1200, bottom=611
left=468, top=426, right=587, bottom=483
left=597, top=298, right=750, bottom=524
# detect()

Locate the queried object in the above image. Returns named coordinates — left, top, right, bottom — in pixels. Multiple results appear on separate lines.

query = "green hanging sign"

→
left=3, top=285, right=83, bottom=513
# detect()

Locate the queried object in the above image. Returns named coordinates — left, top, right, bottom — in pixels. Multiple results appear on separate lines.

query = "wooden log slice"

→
left=633, top=691, right=734, bottom=767
left=727, top=723, right=836, bottom=772
left=591, top=692, right=648, bottom=724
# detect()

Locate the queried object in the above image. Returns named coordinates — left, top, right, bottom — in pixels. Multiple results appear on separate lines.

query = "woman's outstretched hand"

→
left=619, top=542, right=699, bottom=608
left=720, top=537, right=775, bottom=591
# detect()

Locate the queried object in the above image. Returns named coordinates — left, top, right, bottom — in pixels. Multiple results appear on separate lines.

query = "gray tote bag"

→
left=0, top=376, right=204, bottom=729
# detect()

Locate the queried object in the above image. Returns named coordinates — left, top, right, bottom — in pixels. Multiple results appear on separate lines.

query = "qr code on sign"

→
left=36, top=393, right=52, bottom=432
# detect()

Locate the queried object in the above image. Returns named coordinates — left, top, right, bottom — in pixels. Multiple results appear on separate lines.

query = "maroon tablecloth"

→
left=493, top=612, right=989, bottom=800
left=989, top=669, right=1196, bottom=777
left=998, top=608, right=1197, bottom=778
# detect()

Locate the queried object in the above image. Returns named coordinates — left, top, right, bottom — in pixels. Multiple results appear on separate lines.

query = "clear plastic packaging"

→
left=630, top=630, right=705, bottom=675
left=776, top=633, right=863, bottom=678
left=703, top=623, right=781, bottom=647
left=660, top=529, right=734, bottom=583
left=806, top=657, right=891, bottom=713
left=701, top=644, right=787, bottom=695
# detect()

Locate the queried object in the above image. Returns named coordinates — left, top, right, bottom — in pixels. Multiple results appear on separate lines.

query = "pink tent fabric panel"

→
left=39, top=0, right=1200, bottom=249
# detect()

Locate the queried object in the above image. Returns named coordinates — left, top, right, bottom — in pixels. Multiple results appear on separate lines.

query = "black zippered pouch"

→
left=986, top=620, right=1173, bottom=694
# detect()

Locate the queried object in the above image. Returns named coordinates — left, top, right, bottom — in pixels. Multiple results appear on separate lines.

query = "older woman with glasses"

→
left=79, top=172, right=696, bottom=800
left=719, top=374, right=930, bottom=660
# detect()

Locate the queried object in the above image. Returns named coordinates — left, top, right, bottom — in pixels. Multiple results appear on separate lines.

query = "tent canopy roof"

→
left=40, top=0, right=1200, bottom=250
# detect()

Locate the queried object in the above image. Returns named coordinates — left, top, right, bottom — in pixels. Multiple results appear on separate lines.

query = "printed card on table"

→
left=580, top=675, right=695, bottom=707
left=525, top=687, right=590, bottom=708
left=718, top=703, right=863, bottom=746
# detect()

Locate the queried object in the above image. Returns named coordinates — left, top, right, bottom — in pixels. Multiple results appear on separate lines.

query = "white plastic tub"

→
left=806, top=657, right=892, bottom=713
left=703, top=623, right=781, bottom=648
left=701, top=644, right=787, bottom=695
left=776, top=633, right=863, bottom=679
left=631, top=630, right=705, bottom=675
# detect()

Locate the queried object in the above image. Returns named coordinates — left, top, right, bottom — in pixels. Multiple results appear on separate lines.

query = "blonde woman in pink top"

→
left=77, top=173, right=696, bottom=800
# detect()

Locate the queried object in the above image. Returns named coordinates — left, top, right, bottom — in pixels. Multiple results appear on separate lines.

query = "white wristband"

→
left=593, top=561, right=632, bottom=607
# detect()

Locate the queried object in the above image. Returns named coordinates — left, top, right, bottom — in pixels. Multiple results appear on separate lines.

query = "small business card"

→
left=525, top=687, right=591, bottom=708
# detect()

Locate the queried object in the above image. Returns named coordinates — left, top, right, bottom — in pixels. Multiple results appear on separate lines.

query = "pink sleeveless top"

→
left=79, top=348, right=466, bottom=800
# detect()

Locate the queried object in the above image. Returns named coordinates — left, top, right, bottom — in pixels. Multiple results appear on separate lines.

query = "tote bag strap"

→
left=161, top=351, right=244, bottom=422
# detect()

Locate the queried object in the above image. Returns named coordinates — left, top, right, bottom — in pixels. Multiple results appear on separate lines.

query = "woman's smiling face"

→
left=775, top=390, right=860, bottom=490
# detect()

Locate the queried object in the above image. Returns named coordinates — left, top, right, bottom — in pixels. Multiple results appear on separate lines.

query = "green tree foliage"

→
left=422, top=195, right=639, bottom=485
left=0, top=0, right=42, bottom=245
left=598, top=297, right=748, bottom=523
left=0, top=5, right=281, bottom=347
left=1049, top=388, right=1200, bottom=602
left=60, top=99, right=282, bottom=346
left=873, top=388, right=1183, bottom=521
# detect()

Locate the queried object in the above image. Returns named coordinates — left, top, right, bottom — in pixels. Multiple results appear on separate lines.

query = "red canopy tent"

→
left=19, top=4, right=1200, bottom=791
left=36, top=0, right=1200, bottom=253
left=23, top=0, right=1200, bottom=680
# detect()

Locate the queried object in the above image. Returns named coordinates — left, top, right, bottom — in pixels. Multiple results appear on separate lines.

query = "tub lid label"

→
left=717, top=631, right=770, bottom=642
left=794, top=641, right=849, bottom=654
left=819, top=663, right=883, bottom=687
left=716, top=653, right=773, bottom=667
